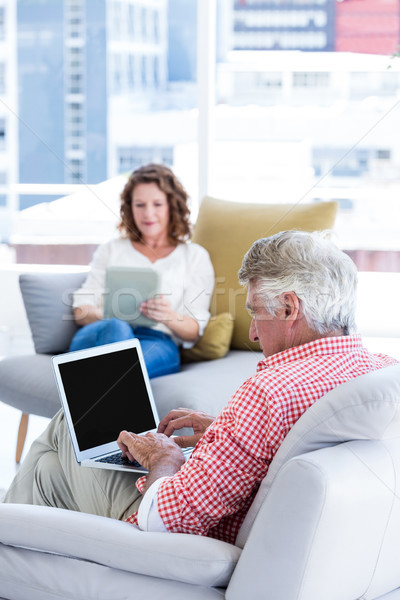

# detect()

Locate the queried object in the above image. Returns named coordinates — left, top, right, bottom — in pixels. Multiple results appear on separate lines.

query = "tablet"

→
left=103, top=266, right=160, bottom=327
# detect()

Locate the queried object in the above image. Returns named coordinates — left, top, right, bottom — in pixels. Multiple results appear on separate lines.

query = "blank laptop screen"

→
left=58, top=346, right=157, bottom=452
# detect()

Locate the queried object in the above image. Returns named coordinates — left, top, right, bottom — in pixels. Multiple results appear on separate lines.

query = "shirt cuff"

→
left=137, top=477, right=169, bottom=532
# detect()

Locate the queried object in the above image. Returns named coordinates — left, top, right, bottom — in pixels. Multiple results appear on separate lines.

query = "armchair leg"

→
left=16, top=412, right=29, bottom=464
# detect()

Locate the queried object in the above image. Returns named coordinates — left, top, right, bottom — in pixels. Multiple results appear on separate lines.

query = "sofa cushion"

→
left=19, top=271, right=88, bottom=354
left=236, top=363, right=400, bottom=547
left=192, top=196, right=338, bottom=350
left=181, top=312, right=234, bottom=363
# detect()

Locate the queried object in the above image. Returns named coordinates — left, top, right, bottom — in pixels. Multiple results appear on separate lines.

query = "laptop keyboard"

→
left=95, top=452, right=142, bottom=469
left=96, top=447, right=194, bottom=469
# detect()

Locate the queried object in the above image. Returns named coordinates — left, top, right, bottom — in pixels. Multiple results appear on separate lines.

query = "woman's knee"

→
left=70, top=319, right=134, bottom=350
left=104, top=318, right=132, bottom=336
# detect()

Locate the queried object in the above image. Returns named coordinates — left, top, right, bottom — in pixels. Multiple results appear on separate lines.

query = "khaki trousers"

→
left=3, top=409, right=143, bottom=521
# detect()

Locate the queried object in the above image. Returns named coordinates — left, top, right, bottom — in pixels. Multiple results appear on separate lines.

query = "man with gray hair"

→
left=238, top=229, right=357, bottom=352
left=4, top=230, right=397, bottom=545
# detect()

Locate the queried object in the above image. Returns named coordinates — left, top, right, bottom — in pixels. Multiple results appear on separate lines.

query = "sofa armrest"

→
left=0, top=504, right=240, bottom=587
left=228, top=439, right=400, bottom=600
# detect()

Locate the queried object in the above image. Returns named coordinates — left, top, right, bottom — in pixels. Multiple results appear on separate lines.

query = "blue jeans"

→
left=68, top=319, right=180, bottom=379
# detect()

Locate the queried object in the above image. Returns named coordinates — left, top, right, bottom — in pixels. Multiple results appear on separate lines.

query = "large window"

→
left=0, top=5, right=4, bottom=40
left=0, top=117, right=5, bottom=151
left=209, top=0, right=400, bottom=263
left=0, top=0, right=399, bottom=270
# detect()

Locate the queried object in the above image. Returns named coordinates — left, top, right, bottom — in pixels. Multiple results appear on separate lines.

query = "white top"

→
left=72, top=237, right=215, bottom=347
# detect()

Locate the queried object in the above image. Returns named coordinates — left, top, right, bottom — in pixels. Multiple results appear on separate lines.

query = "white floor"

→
left=0, top=402, right=49, bottom=494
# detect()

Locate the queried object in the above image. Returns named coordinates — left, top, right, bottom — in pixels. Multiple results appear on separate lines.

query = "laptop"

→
left=103, top=266, right=160, bottom=327
left=52, top=339, right=160, bottom=473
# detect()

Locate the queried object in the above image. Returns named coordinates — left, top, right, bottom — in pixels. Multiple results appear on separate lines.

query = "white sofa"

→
left=0, top=197, right=342, bottom=460
left=1, top=197, right=400, bottom=597
left=1, top=363, right=400, bottom=600
left=0, top=266, right=399, bottom=465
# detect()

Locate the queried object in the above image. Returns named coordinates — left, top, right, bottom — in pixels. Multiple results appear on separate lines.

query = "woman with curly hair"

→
left=69, top=164, right=215, bottom=378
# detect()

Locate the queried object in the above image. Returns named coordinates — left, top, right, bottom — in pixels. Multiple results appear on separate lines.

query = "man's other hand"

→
left=157, top=408, right=215, bottom=448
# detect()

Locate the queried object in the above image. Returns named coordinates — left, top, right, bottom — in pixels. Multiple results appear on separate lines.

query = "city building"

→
left=17, top=0, right=107, bottom=207
left=222, top=0, right=400, bottom=55
left=1, top=0, right=168, bottom=213
left=1, top=0, right=400, bottom=257
left=0, top=0, right=18, bottom=241
left=335, top=0, right=400, bottom=55
left=0, top=1, right=18, bottom=198
left=215, top=50, right=400, bottom=194
left=106, top=0, right=169, bottom=176
left=227, top=0, right=335, bottom=52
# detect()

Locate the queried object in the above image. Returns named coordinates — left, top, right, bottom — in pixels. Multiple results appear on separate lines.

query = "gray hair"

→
left=238, top=230, right=357, bottom=335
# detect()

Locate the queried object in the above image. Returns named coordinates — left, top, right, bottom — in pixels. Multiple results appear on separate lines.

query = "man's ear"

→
left=283, top=292, right=300, bottom=322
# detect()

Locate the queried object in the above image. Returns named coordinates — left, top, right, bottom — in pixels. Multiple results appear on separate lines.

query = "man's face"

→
left=246, top=282, right=288, bottom=358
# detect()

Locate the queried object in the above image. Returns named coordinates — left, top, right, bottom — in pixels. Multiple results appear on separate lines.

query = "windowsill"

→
left=4, top=242, right=400, bottom=272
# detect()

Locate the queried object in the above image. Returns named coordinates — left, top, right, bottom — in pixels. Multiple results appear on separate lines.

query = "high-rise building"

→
left=16, top=0, right=106, bottom=207
left=2, top=0, right=400, bottom=219
left=106, top=0, right=168, bottom=176
left=0, top=0, right=18, bottom=218
left=168, top=0, right=197, bottom=82
left=230, top=0, right=335, bottom=52
left=335, top=0, right=400, bottom=55
left=226, top=0, right=400, bottom=55
left=15, top=0, right=167, bottom=209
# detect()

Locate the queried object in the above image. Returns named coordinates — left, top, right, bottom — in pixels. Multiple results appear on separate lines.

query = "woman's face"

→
left=131, top=182, right=170, bottom=243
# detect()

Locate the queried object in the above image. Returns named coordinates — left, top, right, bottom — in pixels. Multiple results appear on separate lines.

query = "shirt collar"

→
left=256, top=334, right=363, bottom=372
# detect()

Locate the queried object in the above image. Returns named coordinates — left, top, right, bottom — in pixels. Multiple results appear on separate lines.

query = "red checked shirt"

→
left=126, top=335, right=397, bottom=544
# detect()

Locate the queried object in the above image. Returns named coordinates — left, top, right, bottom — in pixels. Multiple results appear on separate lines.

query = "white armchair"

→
left=1, top=364, right=400, bottom=600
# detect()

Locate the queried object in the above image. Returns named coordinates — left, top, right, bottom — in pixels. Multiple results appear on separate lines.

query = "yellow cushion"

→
left=192, top=196, right=338, bottom=351
left=181, top=313, right=234, bottom=363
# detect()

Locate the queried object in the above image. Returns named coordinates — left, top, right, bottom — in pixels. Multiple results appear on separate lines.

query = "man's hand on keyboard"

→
left=157, top=408, right=216, bottom=448
left=117, top=430, right=185, bottom=492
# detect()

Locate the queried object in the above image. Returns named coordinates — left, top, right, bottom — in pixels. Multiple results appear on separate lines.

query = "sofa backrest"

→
left=18, top=197, right=338, bottom=358
left=236, top=363, right=400, bottom=548
left=192, top=196, right=338, bottom=350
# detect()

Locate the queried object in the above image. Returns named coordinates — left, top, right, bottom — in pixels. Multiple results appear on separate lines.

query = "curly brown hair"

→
left=118, top=163, right=191, bottom=244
